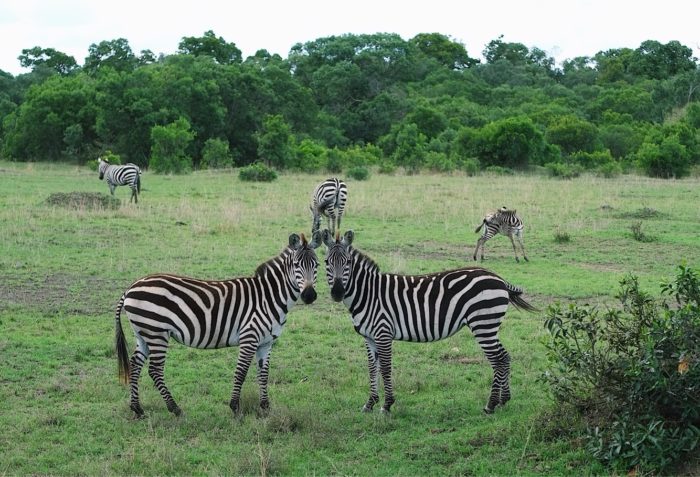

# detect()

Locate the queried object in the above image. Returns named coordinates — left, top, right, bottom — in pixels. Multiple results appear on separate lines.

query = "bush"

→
left=377, top=160, right=396, bottom=175
left=200, top=138, right=233, bottom=169
left=460, top=157, right=481, bottom=176
left=238, top=162, right=277, bottom=182
left=346, top=166, right=369, bottom=181
left=483, top=165, right=514, bottom=175
left=545, top=162, right=584, bottom=179
left=424, top=151, right=456, bottom=173
left=596, top=161, right=623, bottom=178
left=541, top=266, right=700, bottom=474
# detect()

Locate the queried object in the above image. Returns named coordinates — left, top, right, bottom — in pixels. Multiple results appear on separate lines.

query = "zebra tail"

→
left=136, top=174, right=141, bottom=194
left=115, top=294, right=130, bottom=385
left=474, top=220, right=485, bottom=234
left=505, top=282, right=538, bottom=312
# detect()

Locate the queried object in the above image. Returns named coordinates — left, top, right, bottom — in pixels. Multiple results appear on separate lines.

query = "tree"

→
left=629, top=40, right=697, bottom=80
left=476, top=117, right=547, bottom=168
left=200, top=137, right=233, bottom=169
left=18, top=47, right=77, bottom=75
left=84, top=38, right=138, bottom=75
left=256, top=114, right=294, bottom=169
left=178, top=30, right=242, bottom=65
left=545, top=115, right=599, bottom=154
left=149, top=117, right=195, bottom=174
left=482, top=35, right=530, bottom=64
left=410, top=33, right=478, bottom=70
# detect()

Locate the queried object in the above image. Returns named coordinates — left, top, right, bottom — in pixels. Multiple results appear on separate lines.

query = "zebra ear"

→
left=308, top=230, right=322, bottom=249
left=288, top=233, right=302, bottom=250
left=341, top=230, right=354, bottom=247
left=321, top=229, right=334, bottom=247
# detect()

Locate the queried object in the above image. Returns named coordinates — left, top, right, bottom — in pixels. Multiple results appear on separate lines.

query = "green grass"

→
left=1, top=161, right=699, bottom=476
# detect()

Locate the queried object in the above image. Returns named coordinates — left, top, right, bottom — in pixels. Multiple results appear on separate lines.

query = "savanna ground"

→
left=1, top=162, right=699, bottom=476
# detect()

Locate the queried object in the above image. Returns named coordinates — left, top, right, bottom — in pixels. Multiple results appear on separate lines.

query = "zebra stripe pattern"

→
left=115, top=232, right=320, bottom=417
left=98, top=157, right=142, bottom=203
left=474, top=207, right=528, bottom=262
left=310, top=178, right=348, bottom=235
left=322, top=229, right=536, bottom=414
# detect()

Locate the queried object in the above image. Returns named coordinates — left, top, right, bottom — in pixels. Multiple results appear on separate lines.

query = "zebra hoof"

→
left=169, top=405, right=182, bottom=416
left=361, top=404, right=373, bottom=413
left=379, top=407, right=391, bottom=415
left=229, top=399, right=240, bottom=414
left=130, top=403, right=145, bottom=418
left=483, top=406, right=495, bottom=414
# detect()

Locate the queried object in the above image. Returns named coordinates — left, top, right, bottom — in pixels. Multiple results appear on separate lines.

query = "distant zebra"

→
left=98, top=157, right=142, bottom=203
left=322, top=229, right=536, bottom=414
left=310, top=178, right=348, bottom=235
left=115, top=232, right=321, bottom=418
left=473, top=207, right=528, bottom=262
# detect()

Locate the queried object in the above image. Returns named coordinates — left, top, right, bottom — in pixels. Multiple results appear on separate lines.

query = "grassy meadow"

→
left=1, top=161, right=699, bottom=476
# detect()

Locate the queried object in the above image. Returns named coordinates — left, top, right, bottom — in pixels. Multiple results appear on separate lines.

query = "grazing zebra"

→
left=310, top=178, right=348, bottom=235
left=473, top=207, right=528, bottom=262
left=322, top=229, right=536, bottom=414
left=98, top=157, right=142, bottom=203
left=114, top=232, right=321, bottom=418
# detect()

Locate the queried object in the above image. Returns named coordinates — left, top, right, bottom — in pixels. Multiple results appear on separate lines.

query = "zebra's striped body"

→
left=98, top=158, right=142, bottom=203
left=474, top=207, right=528, bottom=262
left=310, top=178, right=348, bottom=235
left=115, top=232, right=320, bottom=417
left=322, top=229, right=536, bottom=414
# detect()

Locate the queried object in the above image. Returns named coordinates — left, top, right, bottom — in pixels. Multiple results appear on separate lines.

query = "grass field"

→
left=1, top=161, right=699, bottom=476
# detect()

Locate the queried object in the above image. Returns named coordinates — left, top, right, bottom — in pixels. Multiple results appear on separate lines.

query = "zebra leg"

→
left=474, top=238, right=486, bottom=261
left=128, top=349, right=147, bottom=417
left=109, top=183, right=116, bottom=196
left=229, top=337, right=257, bottom=414
left=507, top=235, right=520, bottom=263
left=147, top=346, right=181, bottom=416
left=482, top=342, right=511, bottom=414
left=255, top=340, right=273, bottom=412
left=516, top=232, right=528, bottom=262
left=131, top=186, right=138, bottom=204
left=376, top=335, right=395, bottom=413
left=362, top=338, right=379, bottom=412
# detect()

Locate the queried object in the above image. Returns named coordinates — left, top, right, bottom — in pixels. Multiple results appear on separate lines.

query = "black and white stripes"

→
left=115, top=232, right=320, bottom=417
left=322, top=229, right=536, bottom=414
left=310, top=178, right=348, bottom=235
left=473, top=207, right=528, bottom=262
left=98, top=157, right=142, bottom=203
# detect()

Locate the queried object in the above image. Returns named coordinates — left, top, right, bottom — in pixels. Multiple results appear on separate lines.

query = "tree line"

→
left=1, top=31, right=699, bottom=178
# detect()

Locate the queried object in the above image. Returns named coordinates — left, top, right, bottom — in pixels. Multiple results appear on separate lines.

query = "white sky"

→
left=1, top=0, right=698, bottom=75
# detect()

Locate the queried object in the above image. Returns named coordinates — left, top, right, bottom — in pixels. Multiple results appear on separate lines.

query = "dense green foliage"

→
left=542, top=266, right=700, bottom=474
left=0, top=32, right=698, bottom=177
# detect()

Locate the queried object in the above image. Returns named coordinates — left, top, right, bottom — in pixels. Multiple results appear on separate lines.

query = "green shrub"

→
left=553, top=229, right=571, bottom=243
left=87, top=150, right=121, bottom=171
left=238, top=162, right=277, bottom=182
left=545, top=162, right=584, bottom=179
left=377, top=160, right=396, bottom=175
left=200, top=138, right=233, bottom=169
left=630, top=221, right=654, bottom=242
left=541, top=266, right=700, bottom=474
left=460, top=157, right=481, bottom=176
left=346, top=166, right=369, bottom=181
left=424, top=151, right=455, bottom=173
left=596, top=161, right=623, bottom=178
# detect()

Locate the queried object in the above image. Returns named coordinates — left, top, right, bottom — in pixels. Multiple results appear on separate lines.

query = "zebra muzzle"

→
left=331, top=280, right=345, bottom=302
left=301, top=286, right=317, bottom=304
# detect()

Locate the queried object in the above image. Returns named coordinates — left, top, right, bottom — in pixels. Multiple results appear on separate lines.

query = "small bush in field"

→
left=553, top=229, right=571, bottom=243
left=630, top=221, right=654, bottom=242
left=346, top=166, right=369, bottom=181
left=239, top=163, right=277, bottom=182
left=541, top=266, right=700, bottom=474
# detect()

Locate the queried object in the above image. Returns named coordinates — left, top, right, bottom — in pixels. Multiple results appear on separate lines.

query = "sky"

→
left=1, top=0, right=699, bottom=76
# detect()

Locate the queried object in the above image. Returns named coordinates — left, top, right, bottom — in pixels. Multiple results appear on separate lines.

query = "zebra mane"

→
left=255, top=247, right=291, bottom=277
left=351, top=248, right=380, bottom=273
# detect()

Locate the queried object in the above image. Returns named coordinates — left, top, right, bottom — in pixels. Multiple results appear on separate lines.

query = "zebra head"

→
left=322, top=229, right=354, bottom=302
left=289, top=231, right=321, bottom=304
left=97, top=157, right=109, bottom=180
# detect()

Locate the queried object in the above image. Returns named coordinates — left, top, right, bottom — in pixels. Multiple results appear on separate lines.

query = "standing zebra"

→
left=98, top=157, right=142, bottom=203
left=473, top=207, right=528, bottom=262
left=114, top=232, right=321, bottom=418
left=322, top=229, right=536, bottom=414
left=310, top=178, right=348, bottom=235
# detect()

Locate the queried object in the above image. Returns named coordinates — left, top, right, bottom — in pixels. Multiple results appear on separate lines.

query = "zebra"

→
left=98, top=157, right=142, bottom=203
left=321, top=229, right=536, bottom=414
left=473, top=207, right=528, bottom=262
left=114, top=231, right=321, bottom=418
left=310, top=178, right=348, bottom=235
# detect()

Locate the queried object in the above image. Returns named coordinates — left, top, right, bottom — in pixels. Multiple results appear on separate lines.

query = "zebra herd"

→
left=114, top=176, right=536, bottom=419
